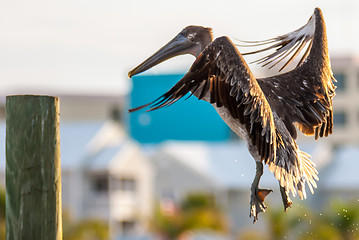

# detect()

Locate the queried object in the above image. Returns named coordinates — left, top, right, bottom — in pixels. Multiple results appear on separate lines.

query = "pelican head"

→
left=128, top=26, right=213, bottom=78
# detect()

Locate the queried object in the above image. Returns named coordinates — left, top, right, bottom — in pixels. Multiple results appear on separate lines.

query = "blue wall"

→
left=128, top=74, right=230, bottom=143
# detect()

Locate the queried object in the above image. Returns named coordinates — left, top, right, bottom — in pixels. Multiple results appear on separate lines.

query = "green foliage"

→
left=151, top=205, right=185, bottom=239
left=324, top=201, right=359, bottom=237
left=309, top=200, right=359, bottom=240
left=0, top=188, right=5, bottom=219
left=63, top=211, right=110, bottom=240
left=0, top=187, right=4, bottom=240
left=181, top=194, right=215, bottom=211
left=150, top=193, right=228, bottom=239
left=265, top=204, right=311, bottom=240
left=151, top=195, right=359, bottom=240
left=297, top=223, right=341, bottom=240
left=238, top=231, right=267, bottom=240
left=258, top=199, right=359, bottom=240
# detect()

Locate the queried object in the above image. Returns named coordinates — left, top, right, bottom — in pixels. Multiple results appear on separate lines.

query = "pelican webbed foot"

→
left=250, top=187, right=272, bottom=223
left=249, top=161, right=272, bottom=223
left=280, top=185, right=293, bottom=212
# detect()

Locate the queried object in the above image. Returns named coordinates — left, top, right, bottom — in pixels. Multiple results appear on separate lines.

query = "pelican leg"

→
left=279, top=185, right=292, bottom=212
left=250, top=161, right=272, bottom=223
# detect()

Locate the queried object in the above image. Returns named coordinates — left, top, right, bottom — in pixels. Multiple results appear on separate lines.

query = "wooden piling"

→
left=5, top=95, right=62, bottom=240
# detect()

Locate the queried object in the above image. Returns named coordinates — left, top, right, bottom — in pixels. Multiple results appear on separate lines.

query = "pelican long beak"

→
left=128, top=33, right=195, bottom=78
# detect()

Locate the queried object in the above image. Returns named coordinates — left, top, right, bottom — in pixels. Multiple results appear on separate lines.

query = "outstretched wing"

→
left=240, top=8, right=336, bottom=139
left=239, top=9, right=315, bottom=72
left=130, top=36, right=277, bottom=163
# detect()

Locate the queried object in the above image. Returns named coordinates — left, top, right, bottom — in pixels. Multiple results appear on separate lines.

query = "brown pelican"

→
left=128, top=8, right=335, bottom=222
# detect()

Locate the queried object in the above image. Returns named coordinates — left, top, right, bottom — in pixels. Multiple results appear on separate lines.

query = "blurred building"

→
left=128, top=56, right=359, bottom=146
left=0, top=55, right=358, bottom=239
left=57, top=123, right=359, bottom=238
left=329, top=56, right=359, bottom=145
left=61, top=120, right=154, bottom=237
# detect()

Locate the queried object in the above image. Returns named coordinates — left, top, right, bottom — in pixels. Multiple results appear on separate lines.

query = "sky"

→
left=0, top=0, right=358, bottom=97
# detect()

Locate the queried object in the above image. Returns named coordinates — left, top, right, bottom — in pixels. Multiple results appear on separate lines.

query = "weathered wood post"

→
left=5, top=95, right=62, bottom=240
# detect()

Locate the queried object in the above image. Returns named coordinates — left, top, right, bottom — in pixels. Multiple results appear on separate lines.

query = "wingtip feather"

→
left=128, top=102, right=152, bottom=113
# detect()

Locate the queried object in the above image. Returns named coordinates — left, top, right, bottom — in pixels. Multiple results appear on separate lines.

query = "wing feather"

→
left=243, top=8, right=336, bottom=139
left=239, top=10, right=316, bottom=72
left=130, top=36, right=277, bottom=163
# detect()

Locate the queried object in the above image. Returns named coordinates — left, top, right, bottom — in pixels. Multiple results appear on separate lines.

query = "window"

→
left=110, top=105, right=122, bottom=122
left=120, top=178, right=136, bottom=192
left=91, top=175, right=109, bottom=194
left=333, top=72, right=345, bottom=92
left=333, top=111, right=347, bottom=127
left=112, top=177, right=137, bottom=192
left=120, top=220, right=136, bottom=234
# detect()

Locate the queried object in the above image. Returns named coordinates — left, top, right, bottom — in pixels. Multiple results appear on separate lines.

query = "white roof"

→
left=157, top=141, right=276, bottom=189
left=2, top=119, right=359, bottom=192
left=0, top=120, right=129, bottom=170
left=156, top=140, right=337, bottom=190
left=319, top=146, right=359, bottom=190
left=60, top=121, right=104, bottom=168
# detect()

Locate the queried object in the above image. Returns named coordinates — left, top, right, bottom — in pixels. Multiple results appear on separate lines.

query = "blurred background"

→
left=1, top=0, right=359, bottom=239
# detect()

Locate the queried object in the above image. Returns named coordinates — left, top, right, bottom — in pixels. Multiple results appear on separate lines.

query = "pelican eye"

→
left=187, top=33, right=196, bottom=41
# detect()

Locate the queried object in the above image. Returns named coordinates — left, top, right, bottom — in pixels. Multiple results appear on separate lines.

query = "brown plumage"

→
left=132, top=36, right=277, bottom=164
left=242, top=8, right=335, bottom=140
left=128, top=8, right=335, bottom=222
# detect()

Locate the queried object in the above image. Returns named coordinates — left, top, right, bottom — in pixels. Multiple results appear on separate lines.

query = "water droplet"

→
left=138, top=113, right=152, bottom=126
